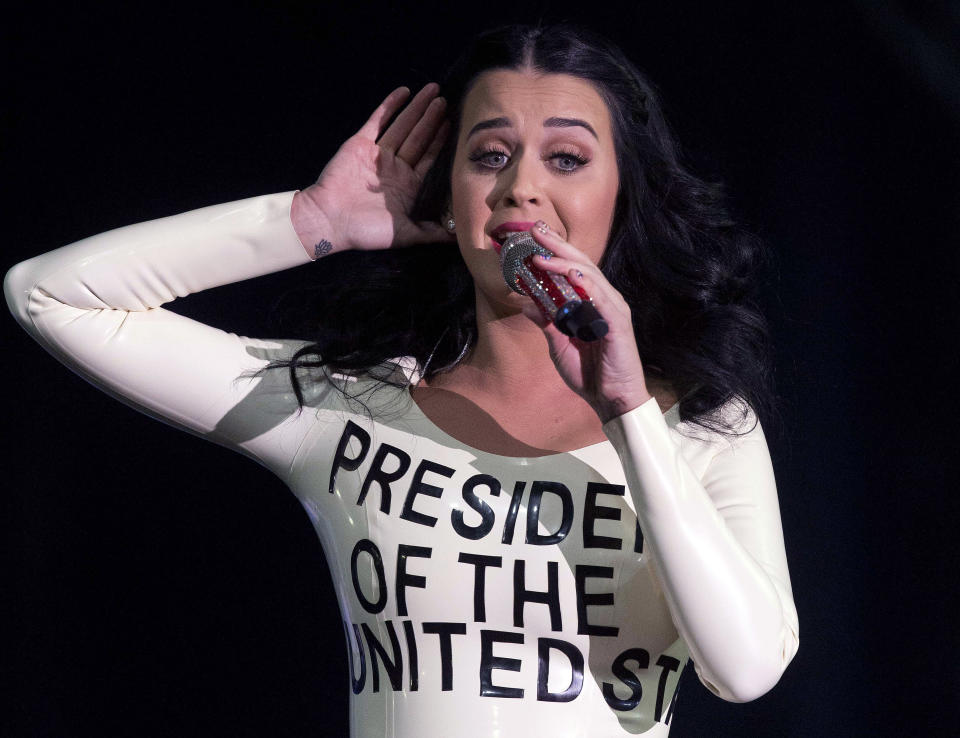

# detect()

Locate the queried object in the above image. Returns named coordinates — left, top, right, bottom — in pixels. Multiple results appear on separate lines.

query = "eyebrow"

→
left=467, top=116, right=599, bottom=140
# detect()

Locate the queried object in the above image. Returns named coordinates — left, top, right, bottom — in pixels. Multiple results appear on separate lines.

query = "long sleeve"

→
left=602, top=396, right=799, bottom=703
left=3, top=191, right=319, bottom=477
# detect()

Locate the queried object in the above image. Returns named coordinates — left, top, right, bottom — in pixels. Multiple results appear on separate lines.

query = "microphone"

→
left=498, top=231, right=609, bottom=342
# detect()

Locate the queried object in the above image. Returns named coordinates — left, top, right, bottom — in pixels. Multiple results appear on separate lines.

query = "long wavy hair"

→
left=253, top=21, right=781, bottom=439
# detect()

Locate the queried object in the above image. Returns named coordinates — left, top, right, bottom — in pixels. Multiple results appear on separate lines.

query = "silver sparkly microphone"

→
left=498, top=231, right=609, bottom=342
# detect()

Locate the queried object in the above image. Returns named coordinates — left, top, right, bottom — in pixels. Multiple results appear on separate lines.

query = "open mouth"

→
left=490, top=231, right=526, bottom=254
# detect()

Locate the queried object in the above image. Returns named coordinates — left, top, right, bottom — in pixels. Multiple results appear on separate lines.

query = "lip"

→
left=490, top=221, right=539, bottom=240
left=489, top=221, right=539, bottom=254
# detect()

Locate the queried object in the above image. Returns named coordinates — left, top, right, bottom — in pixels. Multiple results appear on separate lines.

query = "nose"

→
left=499, top=149, right=543, bottom=207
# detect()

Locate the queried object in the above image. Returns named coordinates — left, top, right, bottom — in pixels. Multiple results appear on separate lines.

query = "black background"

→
left=4, top=1, right=959, bottom=736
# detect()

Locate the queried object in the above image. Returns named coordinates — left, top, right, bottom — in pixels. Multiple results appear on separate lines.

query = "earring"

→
left=445, top=217, right=456, bottom=232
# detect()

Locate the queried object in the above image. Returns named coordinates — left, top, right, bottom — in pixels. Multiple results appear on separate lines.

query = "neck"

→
left=420, top=290, right=676, bottom=415
left=437, top=294, right=572, bottom=400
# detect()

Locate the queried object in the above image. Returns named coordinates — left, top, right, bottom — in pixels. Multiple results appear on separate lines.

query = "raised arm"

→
left=4, top=82, right=455, bottom=477
left=603, top=398, right=799, bottom=703
left=3, top=191, right=318, bottom=475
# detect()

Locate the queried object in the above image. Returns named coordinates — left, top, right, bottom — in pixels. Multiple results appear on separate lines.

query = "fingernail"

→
left=576, top=270, right=583, bottom=278
left=534, top=220, right=549, bottom=234
left=541, top=253, right=552, bottom=260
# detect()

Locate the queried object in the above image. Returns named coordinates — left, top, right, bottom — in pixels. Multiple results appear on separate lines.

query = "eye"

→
left=468, top=147, right=510, bottom=169
left=552, top=151, right=590, bottom=174
left=467, top=147, right=591, bottom=175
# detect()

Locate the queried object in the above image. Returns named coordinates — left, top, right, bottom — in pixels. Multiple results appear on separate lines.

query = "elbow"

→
left=713, top=667, right=788, bottom=704
left=697, top=624, right=800, bottom=703
left=4, top=259, right=36, bottom=327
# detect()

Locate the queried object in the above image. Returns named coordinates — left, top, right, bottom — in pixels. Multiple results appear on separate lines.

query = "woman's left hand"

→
left=519, top=222, right=653, bottom=423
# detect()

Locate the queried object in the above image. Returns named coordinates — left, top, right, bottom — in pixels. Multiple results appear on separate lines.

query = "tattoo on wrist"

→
left=313, top=239, right=334, bottom=259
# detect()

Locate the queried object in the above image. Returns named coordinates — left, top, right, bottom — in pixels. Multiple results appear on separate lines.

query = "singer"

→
left=5, top=22, right=798, bottom=737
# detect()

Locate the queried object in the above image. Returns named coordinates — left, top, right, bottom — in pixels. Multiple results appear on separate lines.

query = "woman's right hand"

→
left=291, top=83, right=455, bottom=258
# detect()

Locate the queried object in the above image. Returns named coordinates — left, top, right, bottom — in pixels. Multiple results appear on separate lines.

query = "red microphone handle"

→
left=517, top=256, right=608, bottom=341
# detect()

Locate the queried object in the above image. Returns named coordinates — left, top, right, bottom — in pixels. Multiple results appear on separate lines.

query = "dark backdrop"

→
left=5, top=1, right=958, bottom=736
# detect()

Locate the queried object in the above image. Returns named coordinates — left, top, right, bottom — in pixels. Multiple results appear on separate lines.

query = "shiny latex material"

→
left=4, top=192, right=799, bottom=737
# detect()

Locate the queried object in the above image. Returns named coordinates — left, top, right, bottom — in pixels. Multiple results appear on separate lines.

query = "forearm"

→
left=5, top=191, right=312, bottom=320
left=603, top=397, right=799, bottom=703
left=290, top=188, right=343, bottom=260
left=3, top=190, right=319, bottom=471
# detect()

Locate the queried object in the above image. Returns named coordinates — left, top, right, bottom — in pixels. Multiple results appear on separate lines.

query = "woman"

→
left=5, top=22, right=797, bottom=738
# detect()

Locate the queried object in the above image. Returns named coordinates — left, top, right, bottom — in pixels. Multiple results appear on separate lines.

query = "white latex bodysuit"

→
left=4, top=192, right=799, bottom=737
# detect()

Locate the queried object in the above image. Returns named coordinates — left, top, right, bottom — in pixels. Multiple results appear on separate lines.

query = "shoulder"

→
left=672, top=395, right=764, bottom=449
left=662, top=397, right=778, bottom=502
left=311, top=356, right=416, bottom=418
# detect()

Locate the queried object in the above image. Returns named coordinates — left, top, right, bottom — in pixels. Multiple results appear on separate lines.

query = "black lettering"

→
left=536, top=638, right=584, bottom=702
left=452, top=473, right=501, bottom=540
left=583, top=482, right=624, bottom=549
left=400, top=459, right=455, bottom=527
left=346, top=621, right=366, bottom=694
left=513, top=559, right=562, bottom=631
left=525, top=481, right=573, bottom=545
left=422, top=621, right=468, bottom=691
left=329, top=420, right=371, bottom=495
left=357, top=443, right=410, bottom=514
left=574, top=565, right=618, bottom=636
left=396, top=544, right=431, bottom=617
left=654, top=655, right=681, bottom=722
left=351, top=539, right=387, bottom=614
left=602, top=647, right=649, bottom=711
left=402, top=620, right=419, bottom=692
left=479, top=629, right=525, bottom=698
left=634, top=517, right=645, bottom=554
left=458, top=553, right=502, bottom=622
left=501, top=481, right=525, bottom=544
left=361, top=621, right=404, bottom=693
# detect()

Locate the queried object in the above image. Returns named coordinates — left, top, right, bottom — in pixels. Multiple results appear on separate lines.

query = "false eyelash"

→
left=468, top=147, right=590, bottom=175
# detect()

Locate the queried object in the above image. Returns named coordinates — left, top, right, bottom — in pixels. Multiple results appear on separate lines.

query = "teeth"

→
left=496, top=231, right=526, bottom=244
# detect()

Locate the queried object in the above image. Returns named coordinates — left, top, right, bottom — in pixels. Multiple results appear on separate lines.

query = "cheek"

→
left=587, top=174, right=620, bottom=255
left=452, top=175, right=490, bottom=212
left=450, top=159, right=484, bottom=206
left=567, top=199, right=615, bottom=262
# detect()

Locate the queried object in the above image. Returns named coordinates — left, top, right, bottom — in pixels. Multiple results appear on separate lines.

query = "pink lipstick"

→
left=489, top=221, right=538, bottom=254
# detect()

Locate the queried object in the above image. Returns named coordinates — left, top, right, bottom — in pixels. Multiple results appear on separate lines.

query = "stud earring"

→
left=445, top=217, right=456, bottom=232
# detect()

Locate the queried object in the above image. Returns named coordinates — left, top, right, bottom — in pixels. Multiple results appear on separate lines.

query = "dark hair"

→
left=255, top=21, right=780, bottom=439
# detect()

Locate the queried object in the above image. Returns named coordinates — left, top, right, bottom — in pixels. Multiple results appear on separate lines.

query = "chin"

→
left=477, top=285, right=530, bottom=316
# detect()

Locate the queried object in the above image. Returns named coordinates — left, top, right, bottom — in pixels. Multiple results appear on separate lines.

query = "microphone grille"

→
left=499, top=232, right=551, bottom=294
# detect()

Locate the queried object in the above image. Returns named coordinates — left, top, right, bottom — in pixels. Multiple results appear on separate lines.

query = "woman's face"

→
left=449, top=68, right=620, bottom=310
